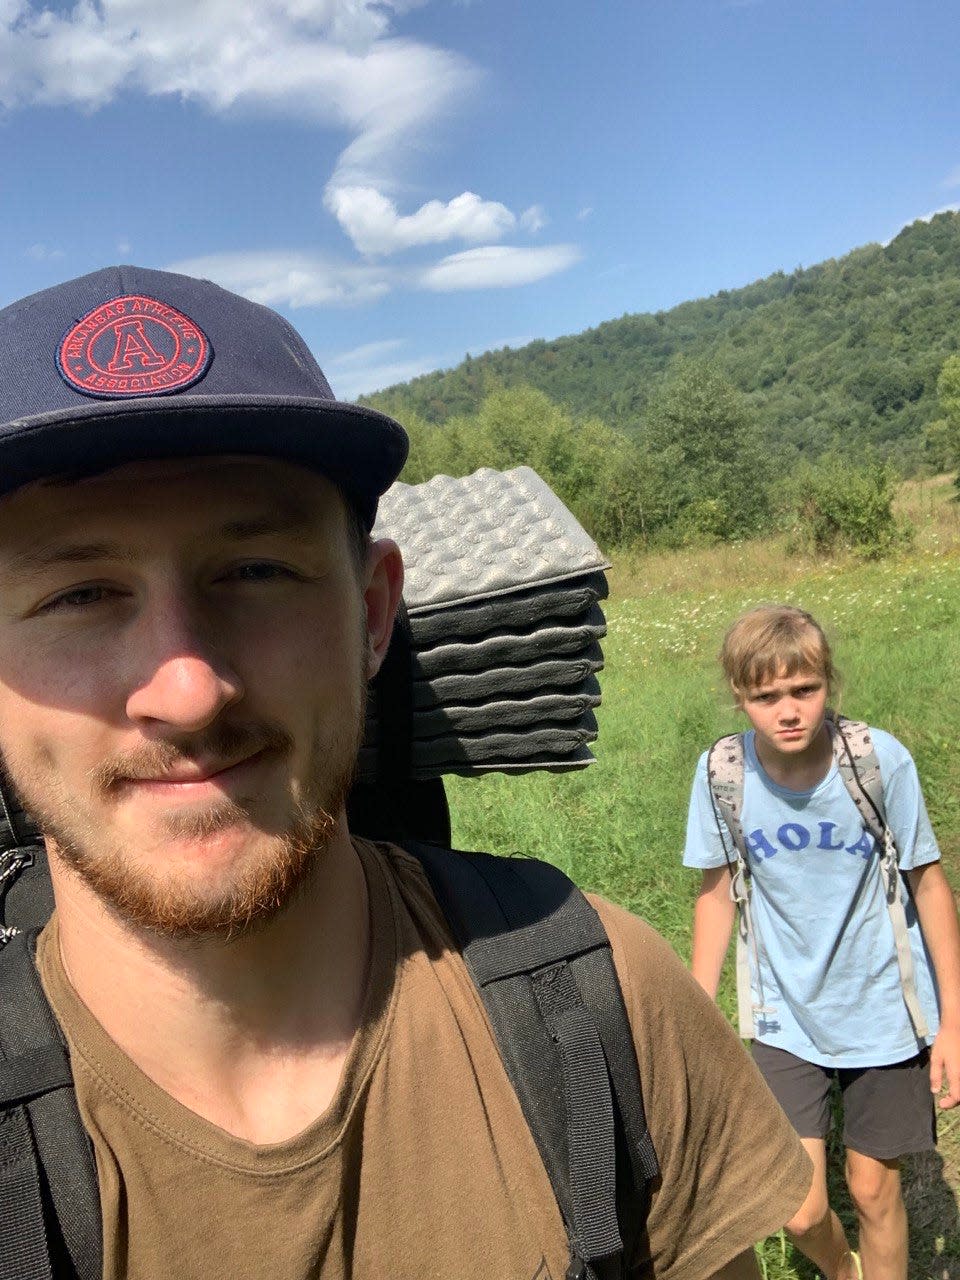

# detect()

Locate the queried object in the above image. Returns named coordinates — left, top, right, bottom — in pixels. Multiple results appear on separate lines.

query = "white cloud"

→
left=1, top=2, right=572, bottom=303
left=419, top=244, right=581, bottom=292
left=165, top=250, right=392, bottom=307
left=329, top=338, right=406, bottom=367
left=0, top=1, right=476, bottom=189
left=165, top=240, right=581, bottom=307
left=519, top=205, right=547, bottom=233
left=325, top=185, right=515, bottom=255
left=576, top=206, right=594, bottom=221
left=325, top=339, right=439, bottom=397
left=916, top=202, right=960, bottom=221
left=884, top=203, right=960, bottom=245
left=24, top=242, right=64, bottom=261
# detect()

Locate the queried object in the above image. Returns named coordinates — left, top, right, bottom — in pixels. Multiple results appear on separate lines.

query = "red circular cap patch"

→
left=57, top=294, right=211, bottom=399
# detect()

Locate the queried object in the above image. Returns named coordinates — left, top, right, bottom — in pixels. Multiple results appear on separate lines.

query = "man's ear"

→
left=362, top=538, right=404, bottom=681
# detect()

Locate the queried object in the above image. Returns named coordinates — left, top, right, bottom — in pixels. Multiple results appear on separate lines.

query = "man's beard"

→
left=7, top=700, right=366, bottom=943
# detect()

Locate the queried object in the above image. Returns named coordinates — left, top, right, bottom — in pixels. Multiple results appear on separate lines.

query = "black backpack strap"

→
left=0, top=930, right=101, bottom=1280
left=404, top=842, right=659, bottom=1280
left=348, top=601, right=453, bottom=847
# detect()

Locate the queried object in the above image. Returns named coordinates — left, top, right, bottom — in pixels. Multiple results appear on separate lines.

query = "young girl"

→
left=683, top=604, right=960, bottom=1280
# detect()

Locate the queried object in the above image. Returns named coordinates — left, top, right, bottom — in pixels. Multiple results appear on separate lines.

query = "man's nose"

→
left=124, top=599, right=244, bottom=731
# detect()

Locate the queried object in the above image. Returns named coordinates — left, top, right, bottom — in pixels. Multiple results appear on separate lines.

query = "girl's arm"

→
left=906, top=861, right=960, bottom=1109
left=691, top=866, right=736, bottom=999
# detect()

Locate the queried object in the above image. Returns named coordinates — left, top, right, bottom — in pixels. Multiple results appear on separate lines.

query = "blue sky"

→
left=1, top=0, right=958, bottom=398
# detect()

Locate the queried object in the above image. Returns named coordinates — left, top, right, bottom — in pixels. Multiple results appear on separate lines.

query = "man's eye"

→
left=38, top=584, right=115, bottom=613
left=224, top=562, right=299, bottom=583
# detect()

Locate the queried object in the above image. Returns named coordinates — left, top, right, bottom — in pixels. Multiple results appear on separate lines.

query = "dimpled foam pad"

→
left=408, top=645, right=606, bottom=711
left=373, top=466, right=610, bottom=614
left=406, top=571, right=608, bottom=645
left=410, top=606, right=607, bottom=679
left=357, top=717, right=599, bottom=779
left=363, top=676, right=603, bottom=740
left=362, top=467, right=611, bottom=779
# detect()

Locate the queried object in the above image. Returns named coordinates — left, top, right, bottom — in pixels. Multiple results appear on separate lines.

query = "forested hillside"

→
left=365, top=211, right=960, bottom=473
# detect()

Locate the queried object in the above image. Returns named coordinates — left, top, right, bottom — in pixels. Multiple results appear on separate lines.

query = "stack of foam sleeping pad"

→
left=357, top=466, right=610, bottom=782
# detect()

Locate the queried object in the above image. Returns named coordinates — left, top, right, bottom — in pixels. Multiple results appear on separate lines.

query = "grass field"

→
left=445, top=475, right=960, bottom=1278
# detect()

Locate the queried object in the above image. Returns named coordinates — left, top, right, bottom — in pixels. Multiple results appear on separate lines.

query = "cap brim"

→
left=0, top=393, right=409, bottom=527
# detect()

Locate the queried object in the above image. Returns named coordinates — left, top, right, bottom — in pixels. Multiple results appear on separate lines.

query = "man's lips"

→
left=116, top=750, right=268, bottom=792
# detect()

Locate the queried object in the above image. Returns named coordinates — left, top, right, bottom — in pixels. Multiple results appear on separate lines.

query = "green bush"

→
left=786, top=457, right=910, bottom=558
left=662, top=497, right=730, bottom=547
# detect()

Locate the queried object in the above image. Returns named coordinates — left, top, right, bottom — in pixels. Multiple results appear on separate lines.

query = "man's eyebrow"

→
left=3, top=542, right=135, bottom=578
left=2, top=510, right=322, bottom=579
left=218, top=510, right=319, bottom=541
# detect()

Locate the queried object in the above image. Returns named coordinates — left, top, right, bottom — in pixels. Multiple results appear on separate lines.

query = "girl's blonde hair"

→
left=720, top=604, right=838, bottom=703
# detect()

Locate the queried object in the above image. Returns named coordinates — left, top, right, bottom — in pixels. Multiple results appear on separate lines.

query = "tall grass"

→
left=445, top=484, right=960, bottom=1277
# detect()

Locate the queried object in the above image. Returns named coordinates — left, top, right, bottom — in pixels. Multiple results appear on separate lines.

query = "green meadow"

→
left=445, top=476, right=960, bottom=1279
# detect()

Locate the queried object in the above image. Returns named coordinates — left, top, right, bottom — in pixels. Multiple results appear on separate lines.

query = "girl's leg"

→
left=838, top=1051, right=934, bottom=1279
left=750, top=1045, right=859, bottom=1279
left=786, top=1136, right=861, bottom=1280
left=845, top=1150, right=907, bottom=1280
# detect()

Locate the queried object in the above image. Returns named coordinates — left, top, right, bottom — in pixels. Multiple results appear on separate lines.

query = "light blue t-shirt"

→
left=683, top=728, right=941, bottom=1068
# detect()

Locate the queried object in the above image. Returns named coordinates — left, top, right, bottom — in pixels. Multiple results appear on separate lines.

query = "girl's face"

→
left=739, top=667, right=829, bottom=764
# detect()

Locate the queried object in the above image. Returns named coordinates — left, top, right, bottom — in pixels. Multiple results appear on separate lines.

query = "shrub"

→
left=786, top=458, right=910, bottom=558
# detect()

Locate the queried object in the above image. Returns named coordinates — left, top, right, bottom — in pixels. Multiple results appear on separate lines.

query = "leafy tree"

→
left=638, top=361, right=770, bottom=543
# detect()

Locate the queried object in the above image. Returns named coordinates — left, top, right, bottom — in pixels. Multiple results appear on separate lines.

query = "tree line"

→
left=368, top=211, right=960, bottom=479
left=398, top=363, right=912, bottom=559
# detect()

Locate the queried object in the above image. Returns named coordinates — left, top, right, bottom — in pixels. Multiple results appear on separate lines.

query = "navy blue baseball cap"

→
left=0, top=265, right=409, bottom=528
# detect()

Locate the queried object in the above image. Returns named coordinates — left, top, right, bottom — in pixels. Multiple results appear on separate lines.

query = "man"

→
left=0, top=266, right=813, bottom=1278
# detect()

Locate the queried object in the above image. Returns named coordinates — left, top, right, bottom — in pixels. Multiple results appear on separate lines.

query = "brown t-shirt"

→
left=37, top=840, right=811, bottom=1280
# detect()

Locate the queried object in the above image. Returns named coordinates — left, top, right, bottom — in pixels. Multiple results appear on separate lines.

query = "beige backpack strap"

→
left=829, top=714, right=929, bottom=1039
left=707, top=735, right=777, bottom=1040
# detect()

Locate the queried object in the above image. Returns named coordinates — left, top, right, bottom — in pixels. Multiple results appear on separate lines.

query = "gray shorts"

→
left=752, top=1042, right=937, bottom=1161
